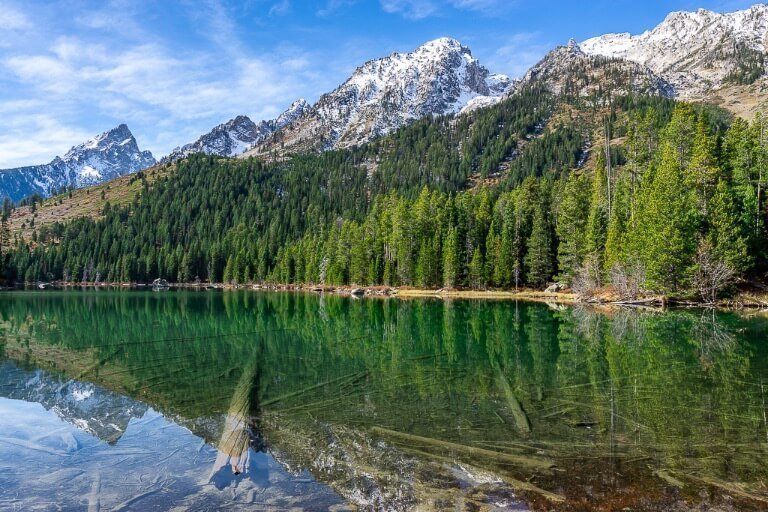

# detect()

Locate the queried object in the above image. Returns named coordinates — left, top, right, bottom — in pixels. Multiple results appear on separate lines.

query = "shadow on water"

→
left=0, top=289, right=767, bottom=510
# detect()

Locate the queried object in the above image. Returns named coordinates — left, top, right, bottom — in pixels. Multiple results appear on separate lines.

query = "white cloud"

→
left=0, top=1, right=31, bottom=30
left=0, top=29, right=315, bottom=165
left=380, top=0, right=509, bottom=19
left=0, top=114, right=92, bottom=168
left=489, top=32, right=551, bottom=78
left=380, top=0, right=438, bottom=19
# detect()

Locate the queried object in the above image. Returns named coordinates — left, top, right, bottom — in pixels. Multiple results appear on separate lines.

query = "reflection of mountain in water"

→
left=0, top=361, right=147, bottom=444
left=1, top=291, right=767, bottom=510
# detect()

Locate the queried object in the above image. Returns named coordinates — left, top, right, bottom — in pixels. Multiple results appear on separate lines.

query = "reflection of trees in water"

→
left=690, top=309, right=737, bottom=367
left=1, top=292, right=768, bottom=507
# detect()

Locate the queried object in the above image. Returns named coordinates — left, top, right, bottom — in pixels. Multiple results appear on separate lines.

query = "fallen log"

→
left=370, top=426, right=554, bottom=472
left=496, top=369, right=531, bottom=435
left=399, top=446, right=565, bottom=503
left=261, top=371, right=367, bottom=407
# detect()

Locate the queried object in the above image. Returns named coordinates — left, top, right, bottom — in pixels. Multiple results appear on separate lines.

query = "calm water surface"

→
left=0, top=290, right=767, bottom=511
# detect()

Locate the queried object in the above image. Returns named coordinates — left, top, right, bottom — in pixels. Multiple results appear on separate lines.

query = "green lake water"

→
left=0, top=290, right=767, bottom=510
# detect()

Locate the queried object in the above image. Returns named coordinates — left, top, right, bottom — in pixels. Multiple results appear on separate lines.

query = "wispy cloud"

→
left=0, top=115, right=93, bottom=169
left=488, top=32, right=552, bottom=78
left=269, top=0, right=292, bottom=16
left=380, top=0, right=438, bottom=19
left=0, top=1, right=31, bottom=30
left=0, top=2, right=322, bottom=166
left=379, top=0, right=510, bottom=19
left=317, top=0, right=356, bottom=17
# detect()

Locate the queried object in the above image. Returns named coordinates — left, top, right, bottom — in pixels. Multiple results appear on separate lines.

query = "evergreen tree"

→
left=468, top=247, right=486, bottom=289
left=555, top=172, right=590, bottom=284
left=585, top=154, right=609, bottom=261
left=708, top=179, right=751, bottom=272
left=442, top=226, right=460, bottom=288
left=631, top=109, right=700, bottom=292
left=525, top=204, right=554, bottom=287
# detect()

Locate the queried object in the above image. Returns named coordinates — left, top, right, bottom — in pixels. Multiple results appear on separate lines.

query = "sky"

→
left=0, top=0, right=760, bottom=167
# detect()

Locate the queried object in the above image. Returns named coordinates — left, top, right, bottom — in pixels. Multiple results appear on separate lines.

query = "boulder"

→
left=544, top=282, right=565, bottom=293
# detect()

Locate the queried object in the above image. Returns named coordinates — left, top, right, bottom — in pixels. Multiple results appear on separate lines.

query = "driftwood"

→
left=609, top=296, right=666, bottom=307
left=653, top=469, right=684, bottom=488
left=209, top=356, right=260, bottom=478
left=370, top=426, right=554, bottom=472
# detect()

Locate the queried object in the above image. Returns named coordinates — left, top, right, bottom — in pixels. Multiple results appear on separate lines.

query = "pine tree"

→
left=708, top=179, right=751, bottom=272
left=468, top=247, right=486, bottom=289
left=525, top=205, right=554, bottom=288
left=688, top=117, right=720, bottom=215
left=442, top=226, right=459, bottom=288
left=631, top=111, right=700, bottom=292
left=555, top=172, right=590, bottom=284
left=223, top=255, right=235, bottom=284
left=585, top=154, right=609, bottom=262
left=604, top=175, right=630, bottom=272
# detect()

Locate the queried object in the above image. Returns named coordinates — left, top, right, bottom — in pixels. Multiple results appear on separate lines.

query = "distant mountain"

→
left=162, top=99, right=311, bottom=163
left=246, top=37, right=512, bottom=156
left=0, top=124, right=155, bottom=202
left=580, top=4, right=768, bottom=97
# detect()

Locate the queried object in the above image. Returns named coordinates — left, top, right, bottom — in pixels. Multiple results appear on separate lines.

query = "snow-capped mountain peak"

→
left=162, top=99, right=313, bottom=163
left=0, top=125, right=156, bottom=202
left=580, top=4, right=768, bottom=97
left=275, top=99, right=310, bottom=127
left=246, top=37, right=512, bottom=155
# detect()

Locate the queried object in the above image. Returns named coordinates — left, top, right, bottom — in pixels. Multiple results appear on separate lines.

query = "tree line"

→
left=270, top=103, right=767, bottom=299
left=3, top=94, right=766, bottom=300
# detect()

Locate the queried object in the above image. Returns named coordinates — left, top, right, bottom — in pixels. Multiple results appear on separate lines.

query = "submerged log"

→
left=496, top=370, right=532, bottom=435
left=681, top=473, right=768, bottom=504
left=399, top=446, right=565, bottom=503
left=261, top=371, right=367, bottom=407
left=209, top=356, right=260, bottom=478
left=370, top=426, right=553, bottom=472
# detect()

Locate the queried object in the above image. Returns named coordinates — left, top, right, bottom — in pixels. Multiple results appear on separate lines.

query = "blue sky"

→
left=0, top=0, right=760, bottom=167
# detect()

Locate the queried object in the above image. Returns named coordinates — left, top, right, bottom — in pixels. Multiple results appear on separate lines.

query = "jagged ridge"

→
left=517, top=39, right=674, bottom=99
left=162, top=99, right=311, bottom=163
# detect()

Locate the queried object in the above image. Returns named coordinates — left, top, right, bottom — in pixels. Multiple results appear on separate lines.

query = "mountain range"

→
left=2, top=4, right=767, bottom=201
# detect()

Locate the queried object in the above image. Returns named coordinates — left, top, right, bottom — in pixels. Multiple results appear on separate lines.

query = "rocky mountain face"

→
left=518, top=40, right=674, bottom=99
left=580, top=5, right=768, bottom=98
left=0, top=124, right=155, bottom=202
left=162, top=99, right=311, bottom=163
left=246, top=37, right=511, bottom=156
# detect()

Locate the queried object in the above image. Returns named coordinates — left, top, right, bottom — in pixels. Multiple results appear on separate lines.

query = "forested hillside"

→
left=2, top=81, right=766, bottom=302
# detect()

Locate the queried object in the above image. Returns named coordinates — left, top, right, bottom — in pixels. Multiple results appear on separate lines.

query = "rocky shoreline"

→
left=15, top=281, right=768, bottom=311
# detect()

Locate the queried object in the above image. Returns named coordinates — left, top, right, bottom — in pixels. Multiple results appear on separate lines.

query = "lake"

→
left=0, top=290, right=767, bottom=511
